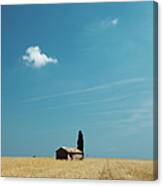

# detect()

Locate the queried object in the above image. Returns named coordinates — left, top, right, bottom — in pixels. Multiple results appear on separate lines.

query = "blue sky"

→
left=2, top=1, right=155, bottom=159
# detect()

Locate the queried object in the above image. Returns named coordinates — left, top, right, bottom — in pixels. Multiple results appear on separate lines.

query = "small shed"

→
left=56, top=146, right=83, bottom=160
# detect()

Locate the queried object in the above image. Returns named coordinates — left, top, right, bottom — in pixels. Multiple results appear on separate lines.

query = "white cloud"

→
left=22, top=46, right=58, bottom=68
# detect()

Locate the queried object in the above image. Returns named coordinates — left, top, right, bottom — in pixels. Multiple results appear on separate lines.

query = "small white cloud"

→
left=86, top=17, right=119, bottom=33
left=111, top=18, right=119, bottom=26
left=22, top=46, right=58, bottom=68
left=100, top=17, right=119, bottom=28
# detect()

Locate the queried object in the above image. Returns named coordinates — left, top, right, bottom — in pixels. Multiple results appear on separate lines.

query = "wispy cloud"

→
left=86, top=17, right=119, bottom=32
left=22, top=46, right=58, bottom=68
left=23, top=78, right=145, bottom=103
left=47, top=94, right=133, bottom=110
left=88, top=107, right=151, bottom=117
left=89, top=99, right=153, bottom=130
left=111, top=18, right=119, bottom=26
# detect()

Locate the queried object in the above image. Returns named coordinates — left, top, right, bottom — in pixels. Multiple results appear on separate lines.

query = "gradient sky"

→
left=2, top=1, right=155, bottom=159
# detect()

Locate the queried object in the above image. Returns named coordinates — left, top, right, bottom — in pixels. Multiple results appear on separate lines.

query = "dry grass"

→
left=1, top=157, right=157, bottom=180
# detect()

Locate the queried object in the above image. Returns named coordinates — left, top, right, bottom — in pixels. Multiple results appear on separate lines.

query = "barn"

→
left=56, top=146, right=83, bottom=160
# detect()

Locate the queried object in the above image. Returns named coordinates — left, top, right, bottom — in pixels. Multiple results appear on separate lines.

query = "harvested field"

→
left=1, top=157, right=157, bottom=180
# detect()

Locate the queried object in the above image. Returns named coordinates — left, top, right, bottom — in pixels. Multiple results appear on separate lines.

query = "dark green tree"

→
left=77, top=130, right=84, bottom=154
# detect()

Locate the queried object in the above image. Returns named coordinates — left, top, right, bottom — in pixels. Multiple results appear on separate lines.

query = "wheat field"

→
left=1, top=157, right=157, bottom=180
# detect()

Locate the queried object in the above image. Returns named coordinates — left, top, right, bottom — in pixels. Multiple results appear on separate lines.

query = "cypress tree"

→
left=77, top=130, right=84, bottom=154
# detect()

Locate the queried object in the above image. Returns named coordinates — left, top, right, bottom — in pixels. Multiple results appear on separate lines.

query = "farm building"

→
left=56, top=146, right=83, bottom=160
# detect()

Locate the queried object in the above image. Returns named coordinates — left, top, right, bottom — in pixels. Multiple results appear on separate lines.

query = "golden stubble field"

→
left=1, top=157, right=157, bottom=180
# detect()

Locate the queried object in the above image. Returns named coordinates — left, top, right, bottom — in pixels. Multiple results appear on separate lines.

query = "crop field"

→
left=1, top=157, right=157, bottom=180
